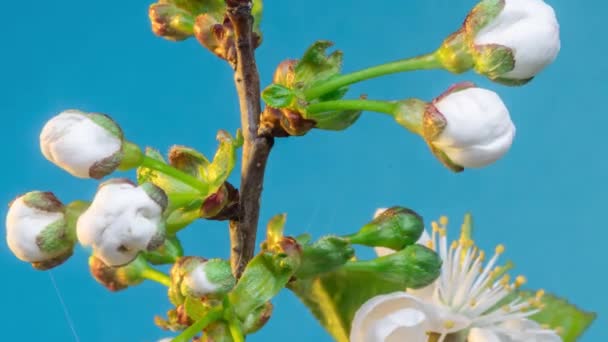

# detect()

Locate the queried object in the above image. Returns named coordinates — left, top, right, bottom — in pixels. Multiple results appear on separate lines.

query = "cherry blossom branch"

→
left=225, top=0, right=274, bottom=278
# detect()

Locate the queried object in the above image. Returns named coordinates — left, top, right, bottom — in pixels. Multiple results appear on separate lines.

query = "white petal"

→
left=499, top=319, right=563, bottom=342
left=417, top=229, right=432, bottom=246
left=474, top=0, right=560, bottom=79
left=434, top=88, right=515, bottom=168
left=407, top=281, right=436, bottom=303
left=366, top=308, right=429, bottom=342
left=350, top=292, right=432, bottom=342
left=6, top=197, right=64, bottom=262
left=373, top=208, right=388, bottom=218
left=40, top=110, right=121, bottom=178
left=431, top=305, right=472, bottom=335
left=77, top=181, right=164, bottom=266
left=375, top=247, right=396, bottom=257
left=185, top=264, right=220, bottom=296
left=469, top=327, right=505, bottom=342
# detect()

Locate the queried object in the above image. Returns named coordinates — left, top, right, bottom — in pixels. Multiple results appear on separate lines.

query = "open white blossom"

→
left=6, top=192, right=69, bottom=265
left=472, top=0, right=560, bottom=81
left=77, top=180, right=167, bottom=266
left=429, top=85, right=515, bottom=170
left=352, top=214, right=562, bottom=342
left=40, top=110, right=123, bottom=179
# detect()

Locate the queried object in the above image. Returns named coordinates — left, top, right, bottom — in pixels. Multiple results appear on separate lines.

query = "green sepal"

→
left=169, top=145, right=211, bottom=178
left=88, top=255, right=148, bottom=292
left=343, top=244, right=441, bottom=289
left=183, top=296, right=214, bottom=321
left=296, top=236, right=354, bottom=279
left=347, top=207, right=424, bottom=250
left=305, top=108, right=362, bottom=131
left=36, top=218, right=72, bottom=255
left=473, top=44, right=516, bottom=80
left=242, top=302, right=273, bottom=334
left=87, top=113, right=123, bottom=139
left=143, top=236, right=183, bottom=265
left=465, top=0, right=505, bottom=36
left=138, top=147, right=199, bottom=197
left=262, top=84, right=295, bottom=109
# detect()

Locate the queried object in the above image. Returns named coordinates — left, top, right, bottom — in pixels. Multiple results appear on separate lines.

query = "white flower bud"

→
left=171, top=257, right=235, bottom=299
left=77, top=179, right=167, bottom=266
left=473, top=0, right=560, bottom=82
left=40, top=110, right=124, bottom=179
left=425, top=84, right=515, bottom=170
left=6, top=191, right=75, bottom=269
left=438, top=0, right=560, bottom=85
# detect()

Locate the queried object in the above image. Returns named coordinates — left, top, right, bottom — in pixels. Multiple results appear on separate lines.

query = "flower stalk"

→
left=303, top=53, right=441, bottom=100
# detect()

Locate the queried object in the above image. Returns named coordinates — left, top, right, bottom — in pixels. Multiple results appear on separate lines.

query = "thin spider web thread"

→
left=49, top=271, right=81, bottom=342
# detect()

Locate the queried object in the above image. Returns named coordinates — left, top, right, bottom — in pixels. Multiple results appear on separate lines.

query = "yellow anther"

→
left=500, top=274, right=511, bottom=287
left=432, top=221, right=440, bottom=232
left=501, top=304, right=511, bottom=312
left=439, top=216, right=449, bottom=226
left=478, top=250, right=486, bottom=262
left=495, top=244, right=506, bottom=255
left=443, top=320, right=455, bottom=329
left=451, top=241, right=458, bottom=250
left=469, top=299, right=477, bottom=307
left=426, top=240, right=435, bottom=249
left=536, top=289, right=545, bottom=300
left=515, top=275, right=527, bottom=288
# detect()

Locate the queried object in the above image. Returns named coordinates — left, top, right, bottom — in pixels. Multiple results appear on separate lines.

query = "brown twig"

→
left=226, top=0, right=274, bottom=278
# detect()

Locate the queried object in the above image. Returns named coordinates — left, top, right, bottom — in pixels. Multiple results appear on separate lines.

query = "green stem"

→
left=172, top=308, right=223, bottom=342
left=228, top=321, right=245, bottom=342
left=141, top=156, right=209, bottom=194
left=140, top=267, right=171, bottom=287
left=303, top=53, right=441, bottom=100
left=306, top=99, right=399, bottom=116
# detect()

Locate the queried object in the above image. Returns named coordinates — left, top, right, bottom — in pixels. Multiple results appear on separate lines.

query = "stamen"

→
left=440, top=216, right=449, bottom=226
left=515, top=275, right=527, bottom=289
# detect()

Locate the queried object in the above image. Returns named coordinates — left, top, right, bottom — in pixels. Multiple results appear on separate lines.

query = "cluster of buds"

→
left=261, top=41, right=362, bottom=137
left=149, top=0, right=263, bottom=65
left=437, top=0, right=560, bottom=85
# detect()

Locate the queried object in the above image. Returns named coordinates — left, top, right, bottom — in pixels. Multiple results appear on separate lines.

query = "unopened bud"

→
left=344, top=244, right=441, bottom=289
left=347, top=207, right=424, bottom=250
left=438, top=0, right=560, bottom=85
left=89, top=255, right=148, bottom=291
left=40, top=110, right=142, bottom=179
left=149, top=4, right=195, bottom=41
left=6, top=191, right=78, bottom=270
left=170, top=257, right=235, bottom=303
left=77, top=179, right=167, bottom=266
left=296, top=236, right=354, bottom=279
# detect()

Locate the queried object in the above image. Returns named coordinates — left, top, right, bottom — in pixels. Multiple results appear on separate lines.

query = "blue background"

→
left=0, top=0, right=604, bottom=341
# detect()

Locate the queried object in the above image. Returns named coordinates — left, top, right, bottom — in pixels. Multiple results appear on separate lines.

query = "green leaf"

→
left=289, top=269, right=404, bottom=342
left=262, top=84, right=295, bottom=109
left=199, top=130, right=240, bottom=193
left=296, top=41, right=344, bottom=88
left=228, top=252, right=298, bottom=321
left=518, top=291, right=596, bottom=342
